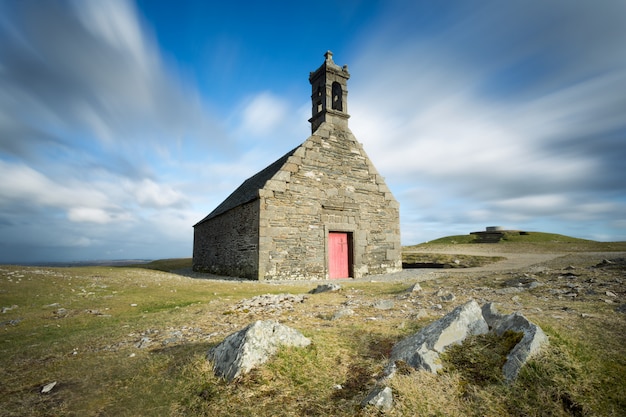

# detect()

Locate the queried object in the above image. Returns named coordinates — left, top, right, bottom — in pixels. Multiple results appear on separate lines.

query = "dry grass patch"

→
left=1, top=250, right=625, bottom=416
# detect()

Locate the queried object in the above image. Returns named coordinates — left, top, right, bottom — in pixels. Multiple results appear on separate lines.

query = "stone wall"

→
left=258, top=122, right=401, bottom=280
left=193, top=200, right=260, bottom=278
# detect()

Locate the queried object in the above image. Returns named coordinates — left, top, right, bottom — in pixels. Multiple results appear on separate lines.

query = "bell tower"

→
left=308, top=51, right=350, bottom=133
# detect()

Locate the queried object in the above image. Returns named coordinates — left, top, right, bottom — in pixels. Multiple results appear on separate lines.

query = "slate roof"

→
left=194, top=146, right=299, bottom=226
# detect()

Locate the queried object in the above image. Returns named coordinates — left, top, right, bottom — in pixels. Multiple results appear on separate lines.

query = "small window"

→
left=331, top=82, right=343, bottom=111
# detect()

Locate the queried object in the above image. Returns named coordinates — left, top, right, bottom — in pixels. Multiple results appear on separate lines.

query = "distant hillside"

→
left=406, top=232, right=626, bottom=252
left=428, top=232, right=590, bottom=244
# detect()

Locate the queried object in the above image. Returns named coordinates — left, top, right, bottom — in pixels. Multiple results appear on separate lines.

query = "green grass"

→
left=1, top=244, right=625, bottom=416
left=128, top=258, right=193, bottom=272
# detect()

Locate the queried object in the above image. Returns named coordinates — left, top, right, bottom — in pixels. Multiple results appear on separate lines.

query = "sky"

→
left=0, top=0, right=625, bottom=263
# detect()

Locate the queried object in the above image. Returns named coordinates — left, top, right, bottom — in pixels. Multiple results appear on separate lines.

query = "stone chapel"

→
left=193, top=51, right=401, bottom=280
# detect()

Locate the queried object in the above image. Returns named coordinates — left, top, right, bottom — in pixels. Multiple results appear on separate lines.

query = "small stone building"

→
left=193, top=52, right=401, bottom=280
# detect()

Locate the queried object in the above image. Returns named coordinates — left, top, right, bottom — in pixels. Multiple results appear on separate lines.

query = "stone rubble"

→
left=372, top=300, right=394, bottom=310
left=309, top=283, right=342, bottom=294
left=331, top=308, right=355, bottom=320
left=232, top=293, right=308, bottom=314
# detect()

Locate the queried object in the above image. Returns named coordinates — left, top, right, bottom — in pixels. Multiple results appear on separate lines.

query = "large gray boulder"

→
left=385, top=300, right=488, bottom=376
left=207, top=320, right=311, bottom=381
left=482, top=303, right=548, bottom=382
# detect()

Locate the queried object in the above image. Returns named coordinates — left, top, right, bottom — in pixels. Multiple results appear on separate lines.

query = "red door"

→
left=328, top=232, right=349, bottom=279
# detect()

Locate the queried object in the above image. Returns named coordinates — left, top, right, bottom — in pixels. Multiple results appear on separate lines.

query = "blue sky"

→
left=1, top=0, right=625, bottom=263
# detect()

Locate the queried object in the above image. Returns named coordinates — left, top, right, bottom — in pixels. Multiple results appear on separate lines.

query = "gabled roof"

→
left=194, top=146, right=299, bottom=226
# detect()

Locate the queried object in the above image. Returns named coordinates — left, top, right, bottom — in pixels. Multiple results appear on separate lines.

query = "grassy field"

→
left=1, top=238, right=625, bottom=416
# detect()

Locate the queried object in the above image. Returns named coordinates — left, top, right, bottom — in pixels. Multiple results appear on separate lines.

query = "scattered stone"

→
left=1, top=305, right=18, bottom=313
left=332, top=308, right=354, bottom=320
left=407, top=283, right=422, bottom=293
left=503, top=275, right=537, bottom=287
left=495, top=287, right=525, bottom=295
left=130, top=304, right=138, bottom=307
left=361, top=386, right=393, bottom=412
left=207, top=320, right=311, bottom=381
left=482, top=302, right=549, bottom=382
left=136, top=337, right=152, bottom=349
left=234, top=293, right=307, bottom=314
left=373, top=300, right=394, bottom=310
left=44, top=303, right=60, bottom=308
left=53, top=308, right=68, bottom=318
left=162, top=330, right=185, bottom=346
left=434, top=289, right=456, bottom=302
left=385, top=300, right=488, bottom=376
left=0, top=318, right=22, bottom=327
left=605, top=291, right=617, bottom=297
left=411, top=309, right=429, bottom=320
left=41, top=381, right=57, bottom=394
left=309, top=283, right=341, bottom=294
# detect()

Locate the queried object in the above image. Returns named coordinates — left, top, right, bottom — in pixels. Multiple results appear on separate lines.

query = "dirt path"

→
left=361, top=246, right=626, bottom=282
left=408, top=246, right=567, bottom=273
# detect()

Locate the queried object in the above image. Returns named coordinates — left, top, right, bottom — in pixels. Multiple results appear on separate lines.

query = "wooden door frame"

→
left=327, top=230, right=354, bottom=279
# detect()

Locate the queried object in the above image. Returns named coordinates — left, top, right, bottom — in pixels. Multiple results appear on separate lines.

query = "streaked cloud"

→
left=349, top=0, right=626, bottom=243
left=0, top=0, right=624, bottom=262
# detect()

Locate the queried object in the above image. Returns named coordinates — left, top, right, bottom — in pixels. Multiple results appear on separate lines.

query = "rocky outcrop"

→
left=207, top=320, right=311, bottom=381
left=482, top=302, right=548, bottom=382
left=365, top=300, right=549, bottom=412
left=385, top=300, right=488, bottom=376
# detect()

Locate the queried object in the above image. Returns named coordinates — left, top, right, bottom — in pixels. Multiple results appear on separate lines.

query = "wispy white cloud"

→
left=0, top=161, right=110, bottom=210
left=238, top=92, right=290, bottom=137
left=349, top=0, right=626, bottom=243
left=0, top=0, right=230, bottom=261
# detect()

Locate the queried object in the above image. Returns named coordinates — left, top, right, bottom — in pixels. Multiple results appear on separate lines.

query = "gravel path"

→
left=358, top=247, right=626, bottom=283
